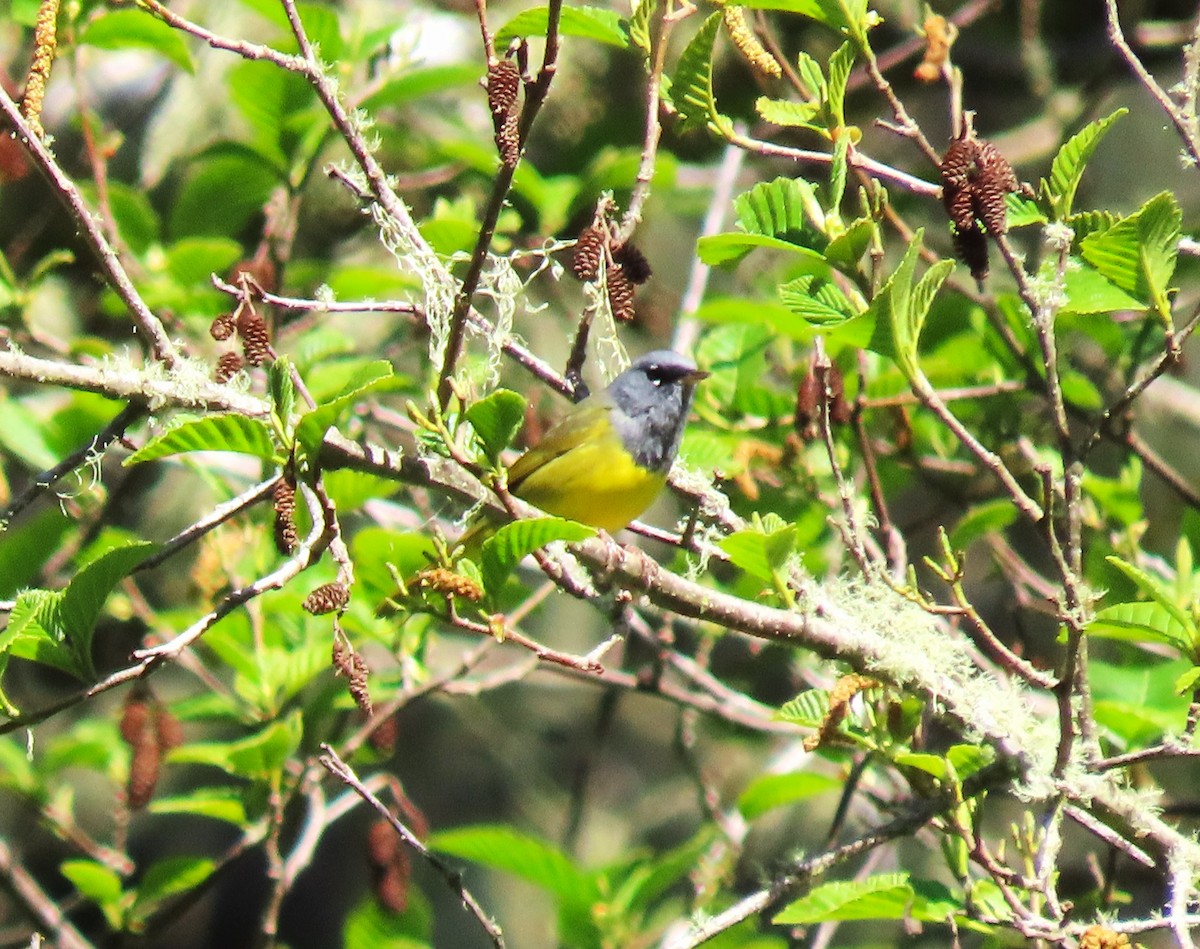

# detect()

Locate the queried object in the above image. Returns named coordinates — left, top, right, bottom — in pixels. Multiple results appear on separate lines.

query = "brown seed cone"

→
left=827, top=364, right=852, bottom=426
left=238, top=311, right=272, bottom=366
left=333, top=639, right=372, bottom=717
left=155, top=708, right=184, bottom=751
left=571, top=225, right=605, bottom=281
left=976, top=140, right=1019, bottom=193
left=367, top=818, right=398, bottom=867
left=215, top=351, right=244, bottom=383
left=486, top=59, right=520, bottom=121
left=613, top=242, right=652, bottom=285
left=369, top=713, right=399, bottom=754
left=606, top=263, right=636, bottom=323
left=496, top=108, right=520, bottom=168
left=303, top=582, right=350, bottom=615
left=943, top=182, right=976, bottom=233
left=273, top=480, right=298, bottom=554
left=952, top=222, right=990, bottom=282
left=127, top=736, right=161, bottom=810
left=119, top=694, right=153, bottom=745
left=210, top=312, right=237, bottom=341
left=375, top=860, right=410, bottom=915
left=939, top=135, right=979, bottom=191
left=793, top=370, right=820, bottom=437
left=973, top=141, right=1019, bottom=237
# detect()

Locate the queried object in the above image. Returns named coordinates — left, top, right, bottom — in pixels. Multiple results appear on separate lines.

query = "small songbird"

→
left=480, top=350, right=708, bottom=535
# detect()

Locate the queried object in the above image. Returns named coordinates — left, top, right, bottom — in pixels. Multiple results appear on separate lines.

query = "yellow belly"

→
left=513, top=435, right=667, bottom=532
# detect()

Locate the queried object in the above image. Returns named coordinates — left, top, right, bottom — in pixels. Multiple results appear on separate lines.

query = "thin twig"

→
left=319, top=746, right=506, bottom=948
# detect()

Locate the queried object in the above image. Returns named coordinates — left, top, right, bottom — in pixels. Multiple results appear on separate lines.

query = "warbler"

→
left=480, top=350, right=708, bottom=535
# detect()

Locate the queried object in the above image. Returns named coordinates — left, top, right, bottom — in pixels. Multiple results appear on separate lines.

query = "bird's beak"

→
left=683, top=369, right=710, bottom=384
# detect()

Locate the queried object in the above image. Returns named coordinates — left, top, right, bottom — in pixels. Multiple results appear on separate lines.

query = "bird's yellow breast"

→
left=511, top=423, right=667, bottom=533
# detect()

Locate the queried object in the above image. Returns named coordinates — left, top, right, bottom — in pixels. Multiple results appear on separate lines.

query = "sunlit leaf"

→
left=125, top=416, right=279, bottom=465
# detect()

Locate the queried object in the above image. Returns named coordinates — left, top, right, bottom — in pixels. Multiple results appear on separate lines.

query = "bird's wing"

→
left=506, top=397, right=614, bottom=494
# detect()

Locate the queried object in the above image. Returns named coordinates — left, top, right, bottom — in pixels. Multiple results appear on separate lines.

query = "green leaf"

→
left=3, top=542, right=155, bottom=680
left=361, top=63, right=482, bottom=110
left=697, top=233, right=833, bottom=271
left=466, top=389, right=528, bottom=463
left=1079, top=191, right=1180, bottom=320
left=480, top=517, right=596, bottom=593
left=1006, top=193, right=1046, bottom=229
left=430, top=825, right=599, bottom=905
left=1088, top=600, right=1194, bottom=653
left=170, top=153, right=280, bottom=238
left=344, top=893, right=434, bottom=949
left=1060, top=261, right=1146, bottom=314
left=1175, top=666, right=1200, bottom=695
left=825, top=42, right=856, bottom=128
left=169, top=711, right=303, bottom=779
left=149, top=787, right=248, bottom=825
left=125, top=416, right=279, bottom=465
left=719, top=523, right=797, bottom=582
left=294, top=361, right=397, bottom=465
left=1101, top=555, right=1196, bottom=652
left=734, top=177, right=820, bottom=241
left=776, top=690, right=829, bottom=728
left=893, top=751, right=951, bottom=782
left=79, top=9, right=195, bottom=73
left=670, top=13, right=732, bottom=136
left=496, top=5, right=629, bottom=49
left=946, top=743, right=994, bottom=781
left=737, top=0, right=872, bottom=39
left=755, top=96, right=823, bottom=135
left=774, top=873, right=915, bottom=924
left=60, top=860, right=125, bottom=929
left=268, top=358, right=298, bottom=430
left=737, top=771, right=840, bottom=819
left=949, top=499, right=1019, bottom=550
left=133, top=857, right=216, bottom=913
left=778, top=274, right=856, bottom=324
left=875, top=231, right=954, bottom=379
left=629, top=0, right=656, bottom=53
left=1046, top=108, right=1127, bottom=219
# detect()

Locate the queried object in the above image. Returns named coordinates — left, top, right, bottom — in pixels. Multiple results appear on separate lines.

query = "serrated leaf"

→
left=1060, top=261, right=1146, bottom=314
left=480, top=517, right=596, bottom=593
left=294, top=361, right=396, bottom=464
left=1067, top=209, right=1121, bottom=243
left=430, top=825, right=598, bottom=905
left=774, top=873, right=915, bottom=924
left=1103, top=555, right=1196, bottom=651
left=756, top=96, right=823, bottom=131
left=169, top=711, right=303, bottom=779
left=697, top=233, right=833, bottom=271
left=629, top=0, right=657, bottom=53
left=125, top=416, right=279, bottom=466
left=1175, top=666, right=1200, bottom=695
left=268, top=358, right=297, bottom=428
left=466, top=389, right=527, bottom=462
left=496, top=5, right=629, bottom=49
left=79, top=9, right=195, bottom=73
left=1088, top=600, right=1194, bottom=653
left=734, top=177, right=819, bottom=240
left=1047, top=108, right=1127, bottom=219
left=874, top=231, right=953, bottom=380
left=1079, top=191, right=1180, bottom=320
left=1006, top=193, right=1046, bottom=229
left=825, top=217, right=874, bottom=270
left=737, top=771, right=840, bottom=819
left=670, top=13, right=732, bottom=136
left=777, top=272, right=854, bottom=323
left=776, top=690, right=829, bottom=728
left=825, top=41, right=855, bottom=127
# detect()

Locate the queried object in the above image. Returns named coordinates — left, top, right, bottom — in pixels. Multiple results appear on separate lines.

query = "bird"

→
left=476, top=349, right=708, bottom=536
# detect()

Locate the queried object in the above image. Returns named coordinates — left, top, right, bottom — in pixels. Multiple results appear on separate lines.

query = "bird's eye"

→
left=646, top=364, right=665, bottom=386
